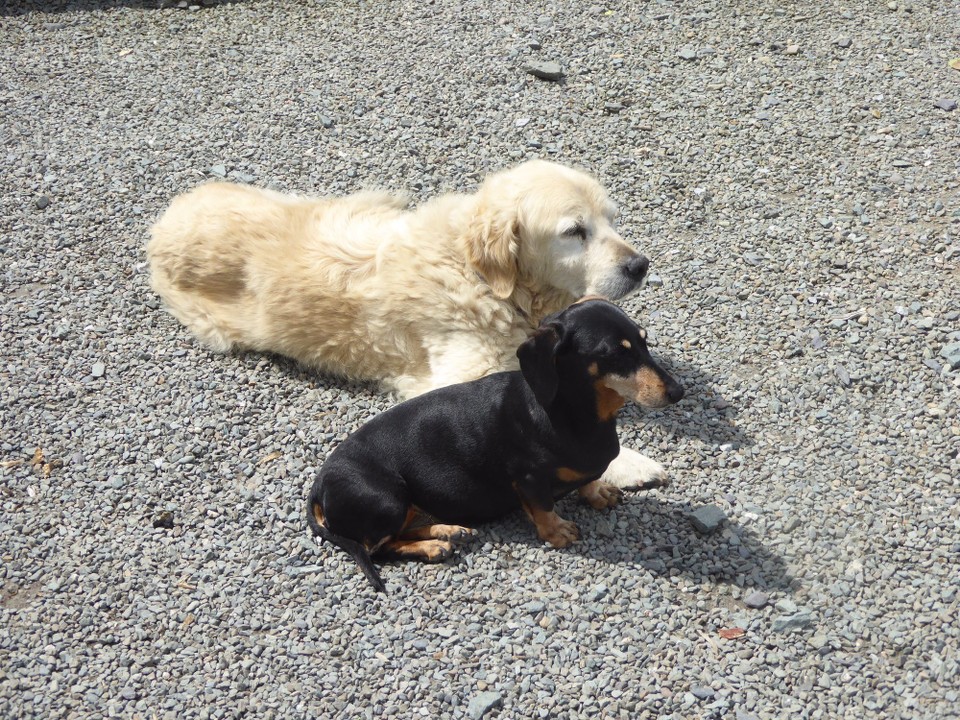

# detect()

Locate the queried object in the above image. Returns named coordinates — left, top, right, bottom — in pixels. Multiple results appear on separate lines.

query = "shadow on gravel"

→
left=618, top=354, right=753, bottom=450
left=480, top=495, right=795, bottom=594
left=0, top=0, right=241, bottom=17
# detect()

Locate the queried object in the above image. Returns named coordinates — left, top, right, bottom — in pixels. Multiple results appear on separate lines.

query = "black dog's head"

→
left=516, top=298, right=684, bottom=416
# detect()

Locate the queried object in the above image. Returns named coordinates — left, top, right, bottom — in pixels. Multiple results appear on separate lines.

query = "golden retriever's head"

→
left=465, top=160, right=649, bottom=302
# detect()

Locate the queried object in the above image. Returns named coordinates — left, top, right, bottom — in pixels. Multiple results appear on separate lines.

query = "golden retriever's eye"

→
left=562, top=224, right=587, bottom=242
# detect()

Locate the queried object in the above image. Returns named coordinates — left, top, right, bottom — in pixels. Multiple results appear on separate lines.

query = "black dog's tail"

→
left=307, top=501, right=386, bottom=593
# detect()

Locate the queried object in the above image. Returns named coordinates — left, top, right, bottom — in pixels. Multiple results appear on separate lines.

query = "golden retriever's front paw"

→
left=579, top=481, right=623, bottom=509
left=602, top=449, right=669, bottom=490
left=541, top=517, right=580, bottom=548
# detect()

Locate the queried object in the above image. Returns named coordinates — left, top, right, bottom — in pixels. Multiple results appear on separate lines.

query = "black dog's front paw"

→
left=579, top=480, right=623, bottom=509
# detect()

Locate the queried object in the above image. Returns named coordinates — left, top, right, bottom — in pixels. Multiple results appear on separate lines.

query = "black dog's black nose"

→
left=623, top=255, right=649, bottom=280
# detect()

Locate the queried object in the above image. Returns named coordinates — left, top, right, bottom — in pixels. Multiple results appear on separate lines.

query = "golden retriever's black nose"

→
left=623, top=255, right=649, bottom=280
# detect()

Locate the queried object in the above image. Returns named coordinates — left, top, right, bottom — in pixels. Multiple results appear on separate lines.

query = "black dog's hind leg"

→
left=308, top=501, right=387, bottom=593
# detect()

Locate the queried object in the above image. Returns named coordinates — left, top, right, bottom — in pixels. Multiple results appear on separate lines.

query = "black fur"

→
left=306, top=299, right=683, bottom=591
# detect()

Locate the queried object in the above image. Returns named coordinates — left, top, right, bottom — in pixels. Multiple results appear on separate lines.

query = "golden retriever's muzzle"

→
left=589, top=251, right=650, bottom=300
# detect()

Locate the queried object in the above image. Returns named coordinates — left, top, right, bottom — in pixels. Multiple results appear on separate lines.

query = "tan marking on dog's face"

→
left=638, top=328, right=647, bottom=340
left=621, top=339, right=631, bottom=349
left=557, top=466, right=590, bottom=483
left=312, top=502, right=326, bottom=528
left=587, top=361, right=599, bottom=377
left=594, top=379, right=626, bottom=421
left=602, top=368, right=673, bottom=409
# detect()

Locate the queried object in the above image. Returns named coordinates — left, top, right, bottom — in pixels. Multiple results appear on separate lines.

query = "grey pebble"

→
left=467, top=691, right=503, bottom=719
left=209, top=164, right=227, bottom=177
left=935, top=98, right=958, bottom=112
left=772, top=610, right=814, bottom=632
left=35, top=195, right=51, bottom=210
left=744, top=591, right=769, bottom=609
left=523, top=61, right=563, bottom=81
left=678, top=47, right=698, bottom=61
left=689, top=505, right=727, bottom=534
left=691, top=686, right=715, bottom=700
left=834, top=365, right=851, bottom=387
left=837, top=37, right=853, bottom=48
left=939, top=342, right=960, bottom=369
left=91, top=361, right=105, bottom=378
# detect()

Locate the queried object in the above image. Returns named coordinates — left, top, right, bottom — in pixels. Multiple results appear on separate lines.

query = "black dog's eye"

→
left=562, top=224, right=587, bottom=241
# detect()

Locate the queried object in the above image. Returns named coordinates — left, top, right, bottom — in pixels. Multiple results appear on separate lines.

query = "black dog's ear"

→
left=517, top=323, right=564, bottom=406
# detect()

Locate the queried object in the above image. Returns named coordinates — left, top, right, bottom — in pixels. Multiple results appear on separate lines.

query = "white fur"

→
left=147, top=160, right=645, bottom=397
left=601, top=448, right=670, bottom=490
left=148, top=161, right=668, bottom=490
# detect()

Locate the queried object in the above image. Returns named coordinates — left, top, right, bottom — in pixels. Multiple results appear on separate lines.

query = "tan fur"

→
left=147, top=161, right=644, bottom=398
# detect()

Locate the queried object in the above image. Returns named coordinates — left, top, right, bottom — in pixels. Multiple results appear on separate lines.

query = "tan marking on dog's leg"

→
left=398, top=524, right=477, bottom=544
left=578, top=480, right=623, bottom=510
left=380, top=538, right=453, bottom=563
left=312, top=502, right=326, bottom=528
left=527, top=507, right=580, bottom=548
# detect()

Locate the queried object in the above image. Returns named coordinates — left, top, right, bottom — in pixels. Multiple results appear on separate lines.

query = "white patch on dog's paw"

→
left=600, top=447, right=669, bottom=490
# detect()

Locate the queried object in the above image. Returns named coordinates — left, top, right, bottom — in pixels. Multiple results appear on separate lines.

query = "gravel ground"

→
left=2, top=1, right=958, bottom=718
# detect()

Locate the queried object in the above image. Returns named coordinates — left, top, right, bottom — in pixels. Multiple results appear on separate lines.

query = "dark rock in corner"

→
left=152, top=511, right=175, bottom=530
left=523, top=61, right=563, bottom=81
left=689, top=505, right=727, bottom=534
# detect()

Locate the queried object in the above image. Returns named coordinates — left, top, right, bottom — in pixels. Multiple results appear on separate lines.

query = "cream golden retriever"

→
left=147, top=160, right=670, bottom=489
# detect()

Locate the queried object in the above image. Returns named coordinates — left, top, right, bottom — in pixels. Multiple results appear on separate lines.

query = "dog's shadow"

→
left=618, top=354, right=752, bottom=450
left=470, top=493, right=793, bottom=594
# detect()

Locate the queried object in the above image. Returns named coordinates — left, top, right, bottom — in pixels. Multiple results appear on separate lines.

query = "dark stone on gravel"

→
left=523, top=61, right=563, bottom=81
left=939, top=342, right=960, bottom=369
left=35, top=196, right=50, bottom=210
left=467, top=691, right=502, bottom=719
left=689, top=505, right=727, bottom=534
left=604, top=103, right=625, bottom=114
left=934, top=98, right=958, bottom=112
left=773, top=610, right=814, bottom=632
left=744, top=591, right=769, bottom=609
left=691, top=686, right=715, bottom=700
left=320, top=115, right=334, bottom=129
left=834, top=365, right=852, bottom=387
left=525, top=37, right=541, bottom=50
left=152, top=511, right=174, bottom=529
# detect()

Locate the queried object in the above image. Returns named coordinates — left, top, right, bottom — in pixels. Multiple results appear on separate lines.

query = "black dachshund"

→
left=307, top=299, right=683, bottom=591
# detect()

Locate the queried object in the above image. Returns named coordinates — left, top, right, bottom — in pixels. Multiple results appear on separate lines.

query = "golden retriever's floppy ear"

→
left=464, top=202, right=519, bottom=299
